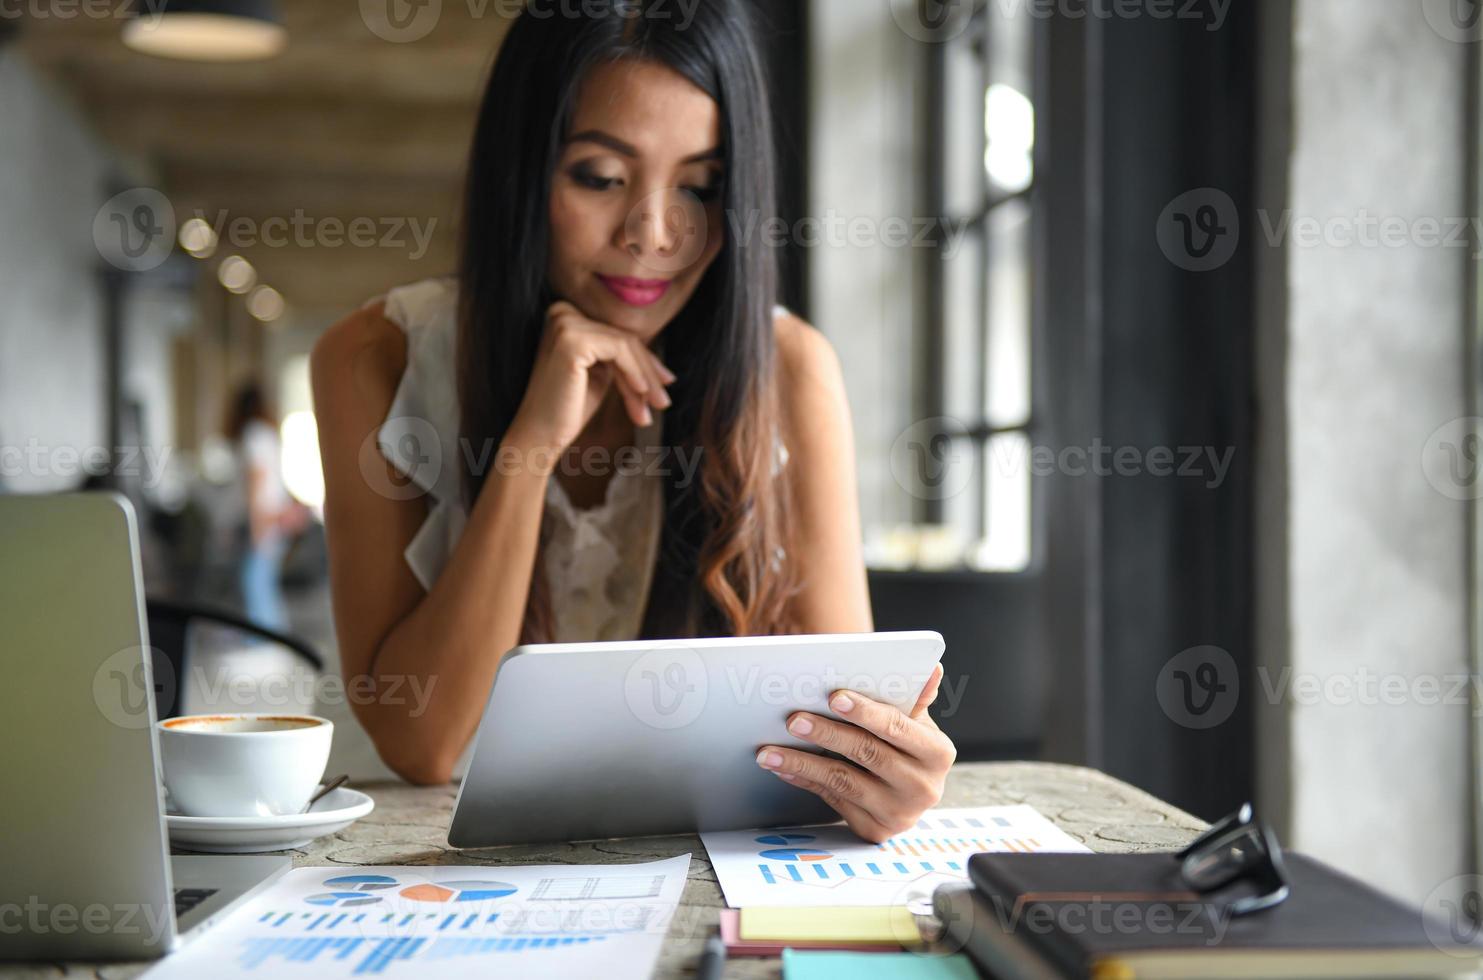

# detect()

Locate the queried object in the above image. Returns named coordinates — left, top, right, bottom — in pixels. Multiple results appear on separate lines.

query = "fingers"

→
left=603, top=340, right=663, bottom=427
left=910, top=663, right=944, bottom=720
left=778, top=771, right=897, bottom=843
left=756, top=747, right=914, bottom=841
left=784, top=710, right=912, bottom=783
left=546, top=303, right=675, bottom=426
left=822, top=688, right=953, bottom=768
left=627, top=343, right=673, bottom=415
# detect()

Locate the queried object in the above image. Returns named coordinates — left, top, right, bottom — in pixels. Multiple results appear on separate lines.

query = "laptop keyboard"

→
left=173, top=888, right=219, bottom=917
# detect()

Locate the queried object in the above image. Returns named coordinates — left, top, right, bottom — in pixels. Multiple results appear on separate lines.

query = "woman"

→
left=225, top=382, right=301, bottom=632
left=312, top=0, right=955, bottom=841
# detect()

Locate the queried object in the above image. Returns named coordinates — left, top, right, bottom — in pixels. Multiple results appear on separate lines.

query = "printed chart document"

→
left=700, top=805, right=1087, bottom=908
left=143, top=855, right=691, bottom=980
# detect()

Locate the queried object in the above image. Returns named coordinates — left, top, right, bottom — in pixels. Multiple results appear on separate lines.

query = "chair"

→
left=145, top=599, right=325, bottom=720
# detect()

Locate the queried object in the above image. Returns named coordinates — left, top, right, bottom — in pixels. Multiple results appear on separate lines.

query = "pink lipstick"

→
left=597, top=274, right=672, bottom=307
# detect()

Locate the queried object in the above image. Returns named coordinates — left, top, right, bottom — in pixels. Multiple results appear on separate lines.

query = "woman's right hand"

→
left=504, top=301, right=676, bottom=459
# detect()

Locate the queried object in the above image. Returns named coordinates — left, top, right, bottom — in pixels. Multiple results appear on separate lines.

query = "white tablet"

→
left=447, top=631, right=945, bottom=848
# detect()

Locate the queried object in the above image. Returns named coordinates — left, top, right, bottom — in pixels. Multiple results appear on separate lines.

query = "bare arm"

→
left=312, top=300, right=673, bottom=784
left=775, top=314, right=874, bottom=633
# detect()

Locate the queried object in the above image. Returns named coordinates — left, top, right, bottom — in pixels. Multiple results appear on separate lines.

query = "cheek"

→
left=679, top=203, right=726, bottom=281
left=548, top=187, right=617, bottom=271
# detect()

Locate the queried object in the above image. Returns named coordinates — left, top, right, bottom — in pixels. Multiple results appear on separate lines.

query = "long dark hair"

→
left=456, top=0, right=798, bottom=640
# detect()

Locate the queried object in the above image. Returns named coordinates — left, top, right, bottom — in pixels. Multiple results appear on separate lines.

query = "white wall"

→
left=808, top=0, right=919, bottom=531
left=0, top=49, right=114, bottom=493
left=1258, top=0, right=1473, bottom=905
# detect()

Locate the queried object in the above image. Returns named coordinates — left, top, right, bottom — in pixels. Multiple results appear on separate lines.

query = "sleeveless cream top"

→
left=370, top=276, right=666, bottom=642
left=368, top=276, right=790, bottom=643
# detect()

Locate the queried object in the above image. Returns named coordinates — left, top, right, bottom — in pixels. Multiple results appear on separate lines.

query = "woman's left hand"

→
left=755, top=663, right=958, bottom=843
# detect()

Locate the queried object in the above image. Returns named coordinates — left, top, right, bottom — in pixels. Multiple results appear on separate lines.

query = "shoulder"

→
left=310, top=298, right=409, bottom=421
left=773, top=311, right=851, bottom=446
left=774, top=310, right=847, bottom=409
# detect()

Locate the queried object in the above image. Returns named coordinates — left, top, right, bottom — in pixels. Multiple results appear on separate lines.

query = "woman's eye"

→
left=572, top=169, right=620, bottom=191
left=686, top=182, right=723, bottom=203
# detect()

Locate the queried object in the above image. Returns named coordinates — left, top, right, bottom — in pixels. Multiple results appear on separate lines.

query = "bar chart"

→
left=701, top=805, right=1091, bottom=908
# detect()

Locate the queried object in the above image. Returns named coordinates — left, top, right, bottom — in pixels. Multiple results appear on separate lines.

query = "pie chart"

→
left=398, top=880, right=518, bottom=903
left=758, top=847, right=833, bottom=862
left=305, top=892, right=384, bottom=907
left=323, top=874, right=399, bottom=892
left=755, top=834, right=833, bottom=862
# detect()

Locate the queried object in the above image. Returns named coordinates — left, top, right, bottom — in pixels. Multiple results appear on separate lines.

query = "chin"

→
left=592, top=293, right=685, bottom=339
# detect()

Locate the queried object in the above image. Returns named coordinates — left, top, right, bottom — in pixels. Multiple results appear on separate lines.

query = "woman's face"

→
left=547, top=58, right=726, bottom=342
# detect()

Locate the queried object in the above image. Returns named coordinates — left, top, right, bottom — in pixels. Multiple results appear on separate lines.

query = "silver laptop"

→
left=0, top=492, right=289, bottom=960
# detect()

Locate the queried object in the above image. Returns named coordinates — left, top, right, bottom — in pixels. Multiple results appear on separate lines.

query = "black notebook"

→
left=936, top=852, right=1483, bottom=979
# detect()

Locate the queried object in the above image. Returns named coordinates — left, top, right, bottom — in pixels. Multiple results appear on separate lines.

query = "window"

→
left=919, top=0, right=1037, bottom=572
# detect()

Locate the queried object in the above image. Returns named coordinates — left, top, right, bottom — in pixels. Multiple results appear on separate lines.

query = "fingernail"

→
left=641, top=406, right=653, bottom=426
left=657, top=390, right=673, bottom=408
left=659, top=364, right=677, bottom=383
left=777, top=772, right=796, bottom=782
left=788, top=715, right=813, bottom=736
left=831, top=693, right=854, bottom=713
left=756, top=750, right=783, bottom=769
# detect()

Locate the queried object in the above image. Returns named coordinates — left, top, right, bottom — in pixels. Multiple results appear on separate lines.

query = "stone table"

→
left=8, top=762, right=1206, bottom=979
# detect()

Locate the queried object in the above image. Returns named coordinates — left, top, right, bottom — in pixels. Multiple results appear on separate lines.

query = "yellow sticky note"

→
left=739, top=906, right=923, bottom=946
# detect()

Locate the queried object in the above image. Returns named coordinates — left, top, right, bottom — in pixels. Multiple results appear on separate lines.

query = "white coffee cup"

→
left=157, top=714, right=333, bottom=818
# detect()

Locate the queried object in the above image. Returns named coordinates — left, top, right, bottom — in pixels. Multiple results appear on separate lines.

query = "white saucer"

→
left=167, top=787, right=375, bottom=854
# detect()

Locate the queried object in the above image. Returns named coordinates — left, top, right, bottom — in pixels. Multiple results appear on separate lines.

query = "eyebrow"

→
left=566, top=129, right=723, bottom=164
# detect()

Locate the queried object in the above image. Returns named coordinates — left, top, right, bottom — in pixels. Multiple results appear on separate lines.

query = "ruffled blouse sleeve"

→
left=372, top=276, right=466, bottom=592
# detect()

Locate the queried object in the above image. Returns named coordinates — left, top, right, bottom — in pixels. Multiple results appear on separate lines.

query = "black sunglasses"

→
left=1175, top=802, right=1291, bottom=917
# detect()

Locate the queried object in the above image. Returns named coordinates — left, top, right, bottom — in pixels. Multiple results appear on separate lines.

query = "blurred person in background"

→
left=225, top=381, right=307, bottom=632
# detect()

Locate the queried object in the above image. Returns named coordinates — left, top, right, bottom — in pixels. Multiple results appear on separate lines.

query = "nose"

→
left=619, top=188, right=704, bottom=267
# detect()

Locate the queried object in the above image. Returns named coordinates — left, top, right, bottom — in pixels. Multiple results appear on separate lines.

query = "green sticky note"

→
left=781, top=949, right=980, bottom=980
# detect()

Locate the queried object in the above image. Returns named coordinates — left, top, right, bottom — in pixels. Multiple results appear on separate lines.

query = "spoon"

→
left=302, top=774, right=349, bottom=813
